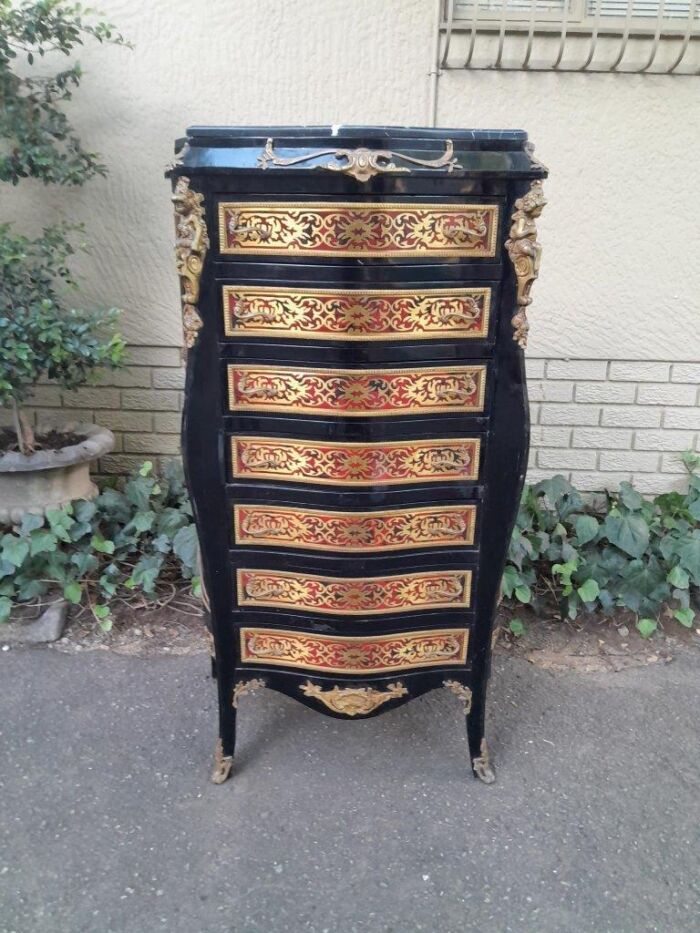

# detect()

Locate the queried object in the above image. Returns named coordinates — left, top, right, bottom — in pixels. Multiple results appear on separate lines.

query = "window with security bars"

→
left=441, top=0, right=700, bottom=73
left=452, top=0, right=699, bottom=26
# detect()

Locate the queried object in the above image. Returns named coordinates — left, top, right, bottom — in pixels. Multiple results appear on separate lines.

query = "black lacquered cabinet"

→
left=166, top=125, right=547, bottom=784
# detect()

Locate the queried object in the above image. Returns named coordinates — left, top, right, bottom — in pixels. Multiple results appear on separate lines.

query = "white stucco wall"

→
left=3, top=0, right=698, bottom=482
left=5, top=0, right=699, bottom=359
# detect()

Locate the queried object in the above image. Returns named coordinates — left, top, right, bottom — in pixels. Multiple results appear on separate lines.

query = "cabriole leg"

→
left=467, top=690, right=496, bottom=785
left=211, top=678, right=237, bottom=784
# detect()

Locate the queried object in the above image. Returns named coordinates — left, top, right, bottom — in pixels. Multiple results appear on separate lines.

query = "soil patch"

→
left=496, top=605, right=700, bottom=672
left=51, top=586, right=208, bottom=657
left=0, top=427, right=87, bottom=454
left=31, top=587, right=700, bottom=670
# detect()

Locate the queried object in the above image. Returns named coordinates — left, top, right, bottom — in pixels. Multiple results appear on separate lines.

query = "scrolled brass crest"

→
left=300, top=680, right=408, bottom=716
left=232, top=677, right=267, bottom=708
left=443, top=679, right=473, bottom=715
left=505, top=179, right=546, bottom=350
left=172, top=176, right=209, bottom=356
left=258, top=137, right=462, bottom=182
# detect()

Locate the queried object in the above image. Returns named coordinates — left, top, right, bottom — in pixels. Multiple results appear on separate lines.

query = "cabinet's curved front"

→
left=168, top=125, right=547, bottom=785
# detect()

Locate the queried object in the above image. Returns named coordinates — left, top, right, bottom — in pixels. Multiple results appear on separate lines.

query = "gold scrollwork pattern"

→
left=236, top=568, right=471, bottom=615
left=299, top=681, right=409, bottom=716
left=222, top=286, right=491, bottom=341
left=240, top=628, right=469, bottom=674
left=228, top=364, right=486, bottom=416
left=231, top=678, right=267, bottom=708
left=172, top=176, right=209, bottom=355
left=233, top=504, right=477, bottom=552
left=231, top=437, right=481, bottom=487
left=218, top=201, right=499, bottom=258
left=443, top=679, right=473, bottom=714
left=258, top=137, right=462, bottom=182
left=505, top=180, right=546, bottom=349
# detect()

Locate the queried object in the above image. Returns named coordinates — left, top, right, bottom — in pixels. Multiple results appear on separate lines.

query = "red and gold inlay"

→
left=218, top=201, right=499, bottom=258
left=227, top=364, right=486, bottom=416
left=240, top=628, right=469, bottom=674
left=233, top=504, right=477, bottom=552
left=231, top=437, right=480, bottom=487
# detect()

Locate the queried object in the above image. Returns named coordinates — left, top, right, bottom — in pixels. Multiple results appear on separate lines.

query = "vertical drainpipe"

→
left=428, top=0, right=442, bottom=127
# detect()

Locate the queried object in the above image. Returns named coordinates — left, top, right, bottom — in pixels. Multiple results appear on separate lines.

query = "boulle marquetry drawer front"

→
left=222, top=285, right=492, bottom=342
left=227, top=364, right=487, bottom=416
left=236, top=568, right=472, bottom=614
left=240, top=628, right=469, bottom=674
left=218, top=201, right=500, bottom=258
left=233, top=503, right=477, bottom=552
left=230, top=436, right=481, bottom=486
left=169, top=124, right=548, bottom=783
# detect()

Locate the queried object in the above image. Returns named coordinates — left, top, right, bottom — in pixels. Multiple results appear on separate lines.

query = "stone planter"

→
left=0, top=422, right=114, bottom=524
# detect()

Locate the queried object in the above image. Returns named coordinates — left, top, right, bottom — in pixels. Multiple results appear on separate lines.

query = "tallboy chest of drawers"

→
left=166, top=125, right=547, bottom=784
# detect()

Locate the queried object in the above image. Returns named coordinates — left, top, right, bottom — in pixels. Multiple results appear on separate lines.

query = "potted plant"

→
left=0, top=1, right=128, bottom=522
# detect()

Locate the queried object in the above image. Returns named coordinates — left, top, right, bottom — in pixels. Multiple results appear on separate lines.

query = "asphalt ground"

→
left=1, top=647, right=698, bottom=933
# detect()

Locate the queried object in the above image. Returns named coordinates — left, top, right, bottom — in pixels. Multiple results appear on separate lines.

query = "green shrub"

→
left=0, top=461, right=198, bottom=630
left=2, top=456, right=698, bottom=636
left=505, top=451, right=700, bottom=631
left=0, top=1, right=129, bottom=453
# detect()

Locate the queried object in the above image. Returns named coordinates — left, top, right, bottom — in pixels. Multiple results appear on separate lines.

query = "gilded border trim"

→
left=227, top=364, right=487, bottom=417
left=230, top=436, right=481, bottom=487
left=236, top=568, right=472, bottom=614
left=240, top=627, right=469, bottom=674
left=218, top=200, right=499, bottom=258
left=233, top=503, right=477, bottom=552
left=222, top=285, right=492, bottom=342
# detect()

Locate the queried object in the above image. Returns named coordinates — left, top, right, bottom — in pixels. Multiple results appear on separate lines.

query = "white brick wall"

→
left=2, top=352, right=698, bottom=489
left=527, top=358, right=699, bottom=491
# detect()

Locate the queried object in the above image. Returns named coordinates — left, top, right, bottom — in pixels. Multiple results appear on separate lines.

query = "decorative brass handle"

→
left=438, top=216, right=487, bottom=242
left=227, top=213, right=272, bottom=241
left=229, top=299, right=276, bottom=324
left=239, top=447, right=286, bottom=470
left=435, top=381, right=477, bottom=404
left=300, top=680, right=408, bottom=716
left=419, top=515, right=467, bottom=538
left=236, top=375, right=284, bottom=400
left=431, top=454, right=468, bottom=472
left=240, top=515, right=275, bottom=538
left=438, top=300, right=482, bottom=325
left=425, top=578, right=465, bottom=601
left=258, top=138, right=462, bottom=183
left=243, top=579, right=286, bottom=600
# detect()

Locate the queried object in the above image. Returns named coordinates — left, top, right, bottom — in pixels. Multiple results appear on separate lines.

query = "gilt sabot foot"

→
left=211, top=738, right=234, bottom=784
left=471, top=738, right=496, bottom=785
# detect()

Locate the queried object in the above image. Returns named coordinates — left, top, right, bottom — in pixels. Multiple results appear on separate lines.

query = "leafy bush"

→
left=0, top=461, right=199, bottom=630
left=0, top=0, right=129, bottom=185
left=505, top=451, right=700, bottom=636
left=0, top=1, right=129, bottom=454
left=2, top=456, right=698, bottom=638
left=0, top=224, right=125, bottom=424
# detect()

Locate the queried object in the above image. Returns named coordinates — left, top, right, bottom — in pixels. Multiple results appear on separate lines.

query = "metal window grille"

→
left=440, top=0, right=700, bottom=72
